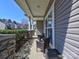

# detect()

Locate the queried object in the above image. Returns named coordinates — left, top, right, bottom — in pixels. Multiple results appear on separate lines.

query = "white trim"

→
left=45, top=0, right=55, bottom=49
left=45, top=0, right=55, bottom=20
left=44, top=0, right=55, bottom=49
left=52, top=0, right=55, bottom=49
left=44, top=19, right=46, bottom=34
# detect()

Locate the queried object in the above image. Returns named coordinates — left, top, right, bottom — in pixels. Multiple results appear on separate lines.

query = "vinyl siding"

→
left=54, top=0, right=79, bottom=59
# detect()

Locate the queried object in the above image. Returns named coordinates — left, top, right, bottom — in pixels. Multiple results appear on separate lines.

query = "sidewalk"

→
left=29, top=38, right=45, bottom=59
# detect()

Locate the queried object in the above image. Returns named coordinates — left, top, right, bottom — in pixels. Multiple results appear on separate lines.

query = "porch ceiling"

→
left=15, top=0, right=54, bottom=20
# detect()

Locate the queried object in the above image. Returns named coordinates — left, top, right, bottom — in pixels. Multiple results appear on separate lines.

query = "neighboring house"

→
left=16, top=0, right=79, bottom=59
left=0, top=19, right=19, bottom=29
left=10, top=22, right=18, bottom=29
left=22, top=24, right=28, bottom=29
left=0, top=21, right=6, bottom=30
left=14, top=23, right=18, bottom=29
left=16, top=23, right=22, bottom=29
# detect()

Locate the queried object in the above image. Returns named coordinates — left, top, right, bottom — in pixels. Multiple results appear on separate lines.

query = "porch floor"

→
left=29, top=38, right=45, bottom=59
left=28, top=36, right=61, bottom=59
left=15, top=35, right=61, bottom=59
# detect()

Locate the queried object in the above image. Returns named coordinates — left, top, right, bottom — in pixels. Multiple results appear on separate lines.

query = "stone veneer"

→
left=0, top=34, right=16, bottom=59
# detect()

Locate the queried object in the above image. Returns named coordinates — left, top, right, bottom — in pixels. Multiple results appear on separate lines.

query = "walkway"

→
left=29, top=38, right=45, bottom=59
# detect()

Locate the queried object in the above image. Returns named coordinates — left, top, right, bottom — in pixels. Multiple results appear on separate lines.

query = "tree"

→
left=0, top=19, right=2, bottom=22
left=8, top=19, right=12, bottom=23
left=13, top=21, right=17, bottom=24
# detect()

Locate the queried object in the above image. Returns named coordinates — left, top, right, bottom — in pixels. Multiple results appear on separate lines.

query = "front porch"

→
left=15, top=35, right=61, bottom=59
left=15, top=0, right=79, bottom=59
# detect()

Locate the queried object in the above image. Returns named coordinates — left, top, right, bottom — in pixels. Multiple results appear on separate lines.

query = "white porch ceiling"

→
left=25, top=0, right=49, bottom=17
left=15, top=0, right=54, bottom=20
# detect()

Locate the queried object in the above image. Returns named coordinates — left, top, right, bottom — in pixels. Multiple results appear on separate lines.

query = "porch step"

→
left=47, top=49, right=62, bottom=59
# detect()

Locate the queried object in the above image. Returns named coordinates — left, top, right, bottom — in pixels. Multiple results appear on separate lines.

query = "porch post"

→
left=44, top=19, right=46, bottom=35
left=28, top=17, right=32, bottom=30
left=25, top=14, right=32, bottom=30
left=31, top=19, right=34, bottom=30
left=28, top=16, right=31, bottom=30
left=32, top=21, right=33, bottom=30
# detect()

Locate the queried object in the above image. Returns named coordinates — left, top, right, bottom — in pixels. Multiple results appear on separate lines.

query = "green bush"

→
left=0, top=29, right=27, bottom=40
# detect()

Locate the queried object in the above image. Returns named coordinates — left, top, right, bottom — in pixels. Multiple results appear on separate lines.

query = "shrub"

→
left=0, top=29, right=27, bottom=40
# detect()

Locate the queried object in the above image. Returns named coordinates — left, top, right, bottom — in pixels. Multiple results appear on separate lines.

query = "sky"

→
left=0, top=0, right=29, bottom=23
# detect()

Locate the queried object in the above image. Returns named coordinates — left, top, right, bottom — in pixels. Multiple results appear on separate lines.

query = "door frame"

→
left=44, top=0, right=55, bottom=49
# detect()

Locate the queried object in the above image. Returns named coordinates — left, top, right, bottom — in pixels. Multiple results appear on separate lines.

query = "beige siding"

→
left=54, top=0, right=79, bottom=59
left=36, top=20, right=44, bottom=35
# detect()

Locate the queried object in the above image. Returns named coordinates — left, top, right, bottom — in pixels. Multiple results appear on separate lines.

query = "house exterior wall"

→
left=54, top=0, right=79, bottom=59
left=0, top=22, right=6, bottom=30
left=36, top=20, right=44, bottom=35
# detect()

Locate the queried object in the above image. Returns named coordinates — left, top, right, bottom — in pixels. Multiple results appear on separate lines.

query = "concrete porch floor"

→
left=29, top=35, right=61, bottom=59
left=15, top=33, right=61, bottom=59
left=29, top=38, right=45, bottom=59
